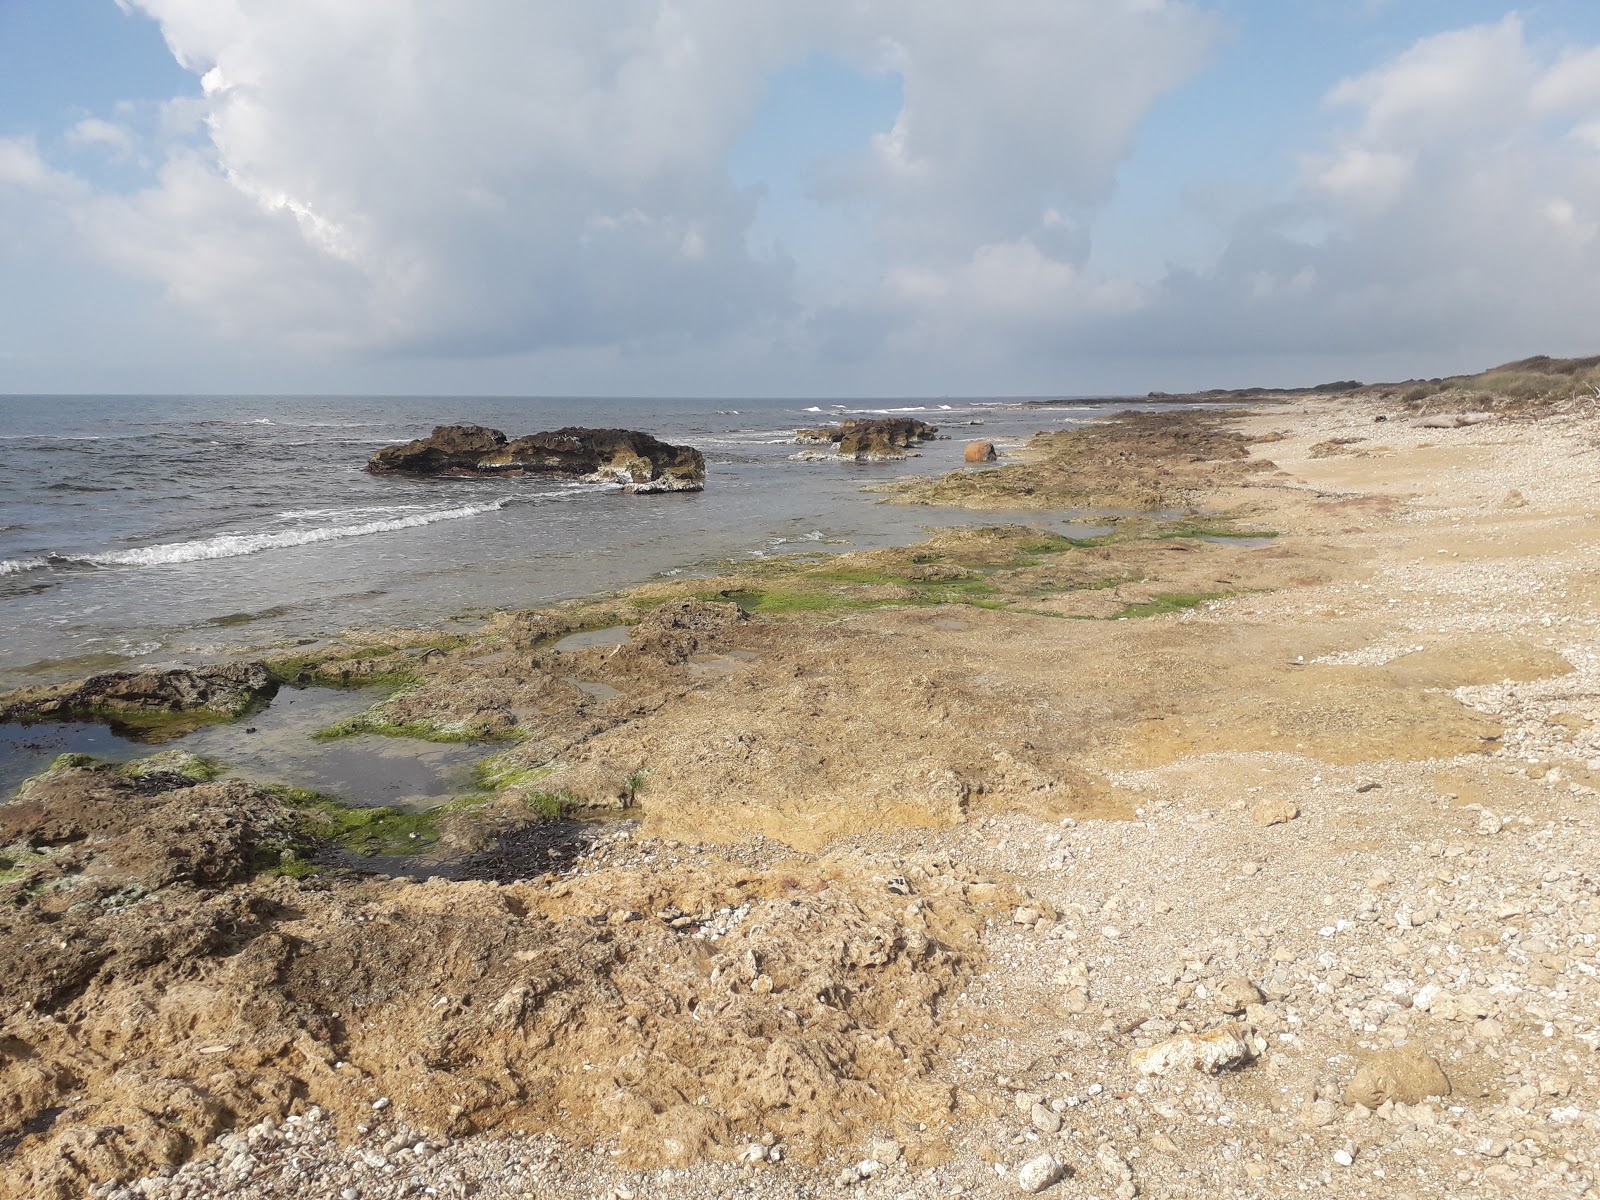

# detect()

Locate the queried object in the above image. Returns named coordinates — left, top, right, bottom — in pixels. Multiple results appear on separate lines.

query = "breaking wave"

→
left=1, top=499, right=518, bottom=574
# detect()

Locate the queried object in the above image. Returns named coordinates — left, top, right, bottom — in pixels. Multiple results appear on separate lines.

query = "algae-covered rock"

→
left=0, top=663, right=273, bottom=724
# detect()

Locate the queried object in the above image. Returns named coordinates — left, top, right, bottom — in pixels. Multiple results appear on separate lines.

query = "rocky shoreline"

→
left=5, top=368, right=1600, bottom=1200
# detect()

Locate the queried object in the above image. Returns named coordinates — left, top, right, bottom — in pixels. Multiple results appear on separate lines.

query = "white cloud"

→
left=1119, top=16, right=1600, bottom=373
left=65, top=118, right=139, bottom=160
left=0, top=138, right=80, bottom=197
left=40, top=0, right=1217, bottom=364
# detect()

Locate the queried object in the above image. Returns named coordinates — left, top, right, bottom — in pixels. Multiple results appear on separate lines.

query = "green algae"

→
left=1112, top=591, right=1228, bottom=619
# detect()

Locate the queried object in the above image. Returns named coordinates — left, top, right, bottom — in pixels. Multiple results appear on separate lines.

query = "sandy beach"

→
left=5, top=379, right=1600, bottom=1200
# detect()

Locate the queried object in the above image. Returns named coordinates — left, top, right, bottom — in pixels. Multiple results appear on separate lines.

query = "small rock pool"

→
left=1, top=684, right=486, bottom=807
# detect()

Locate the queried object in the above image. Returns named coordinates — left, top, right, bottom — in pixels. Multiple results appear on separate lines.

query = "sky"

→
left=2, top=1, right=1600, bottom=397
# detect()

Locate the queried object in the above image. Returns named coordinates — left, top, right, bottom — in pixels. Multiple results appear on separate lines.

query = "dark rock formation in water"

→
left=0, top=663, right=274, bottom=723
left=792, top=417, right=943, bottom=461
left=368, top=425, right=705, bottom=493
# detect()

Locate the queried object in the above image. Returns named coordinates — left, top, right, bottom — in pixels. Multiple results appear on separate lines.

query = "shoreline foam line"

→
left=1, top=498, right=520, bottom=575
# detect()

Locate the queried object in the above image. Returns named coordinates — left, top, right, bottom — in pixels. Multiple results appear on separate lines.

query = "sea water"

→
left=0, top=393, right=1158, bottom=689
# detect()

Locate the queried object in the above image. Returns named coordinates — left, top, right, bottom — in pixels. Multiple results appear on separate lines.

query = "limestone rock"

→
left=1344, top=1046, right=1451, bottom=1108
left=1214, top=976, right=1264, bottom=1015
left=791, top=418, right=941, bottom=462
left=1128, top=1024, right=1263, bottom=1076
left=1251, top=798, right=1299, bottom=827
left=1015, top=1154, right=1064, bottom=1194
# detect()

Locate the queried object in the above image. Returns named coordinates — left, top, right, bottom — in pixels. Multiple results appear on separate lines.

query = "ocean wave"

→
left=274, top=503, right=439, bottom=522
left=0, top=557, right=49, bottom=576
left=56, top=499, right=519, bottom=570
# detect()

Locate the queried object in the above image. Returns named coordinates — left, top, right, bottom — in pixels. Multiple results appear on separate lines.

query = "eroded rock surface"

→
left=794, top=418, right=943, bottom=461
left=0, top=758, right=1006, bottom=1200
left=368, top=425, right=705, bottom=492
left=0, top=663, right=273, bottom=724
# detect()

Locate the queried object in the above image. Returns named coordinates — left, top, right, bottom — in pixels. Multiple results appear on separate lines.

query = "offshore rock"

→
left=368, top=425, right=705, bottom=493
left=792, top=418, right=943, bottom=462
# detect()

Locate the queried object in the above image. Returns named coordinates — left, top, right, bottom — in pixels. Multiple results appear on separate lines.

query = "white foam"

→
left=74, top=499, right=517, bottom=568
left=274, top=503, right=437, bottom=522
left=0, top=556, right=48, bottom=576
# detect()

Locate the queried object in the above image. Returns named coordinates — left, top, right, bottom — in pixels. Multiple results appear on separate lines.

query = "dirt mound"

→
left=0, top=762, right=1013, bottom=1199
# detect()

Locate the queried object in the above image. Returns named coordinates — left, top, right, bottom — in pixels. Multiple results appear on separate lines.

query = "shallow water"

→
left=1, top=685, right=486, bottom=807
left=0, top=394, right=1201, bottom=689
left=553, top=626, right=632, bottom=652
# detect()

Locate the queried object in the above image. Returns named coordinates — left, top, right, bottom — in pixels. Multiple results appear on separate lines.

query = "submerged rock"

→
left=368, top=424, right=706, bottom=492
left=792, top=417, right=943, bottom=462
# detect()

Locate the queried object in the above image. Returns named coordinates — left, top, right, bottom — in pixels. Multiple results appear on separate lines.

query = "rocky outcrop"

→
left=0, top=663, right=274, bottom=724
left=792, top=418, right=943, bottom=462
left=369, top=425, right=705, bottom=493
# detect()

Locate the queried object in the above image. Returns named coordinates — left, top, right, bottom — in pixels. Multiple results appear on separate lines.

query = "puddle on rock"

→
left=1060, top=522, right=1115, bottom=540
left=687, top=649, right=760, bottom=677
left=553, top=626, right=632, bottom=652
left=567, top=678, right=622, bottom=701
left=1199, top=535, right=1277, bottom=547
left=2, top=685, right=484, bottom=808
left=1, top=721, right=145, bottom=795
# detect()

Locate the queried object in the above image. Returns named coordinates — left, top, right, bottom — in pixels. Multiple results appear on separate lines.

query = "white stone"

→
left=1128, top=1025, right=1262, bottom=1076
left=1015, top=1155, right=1064, bottom=1194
